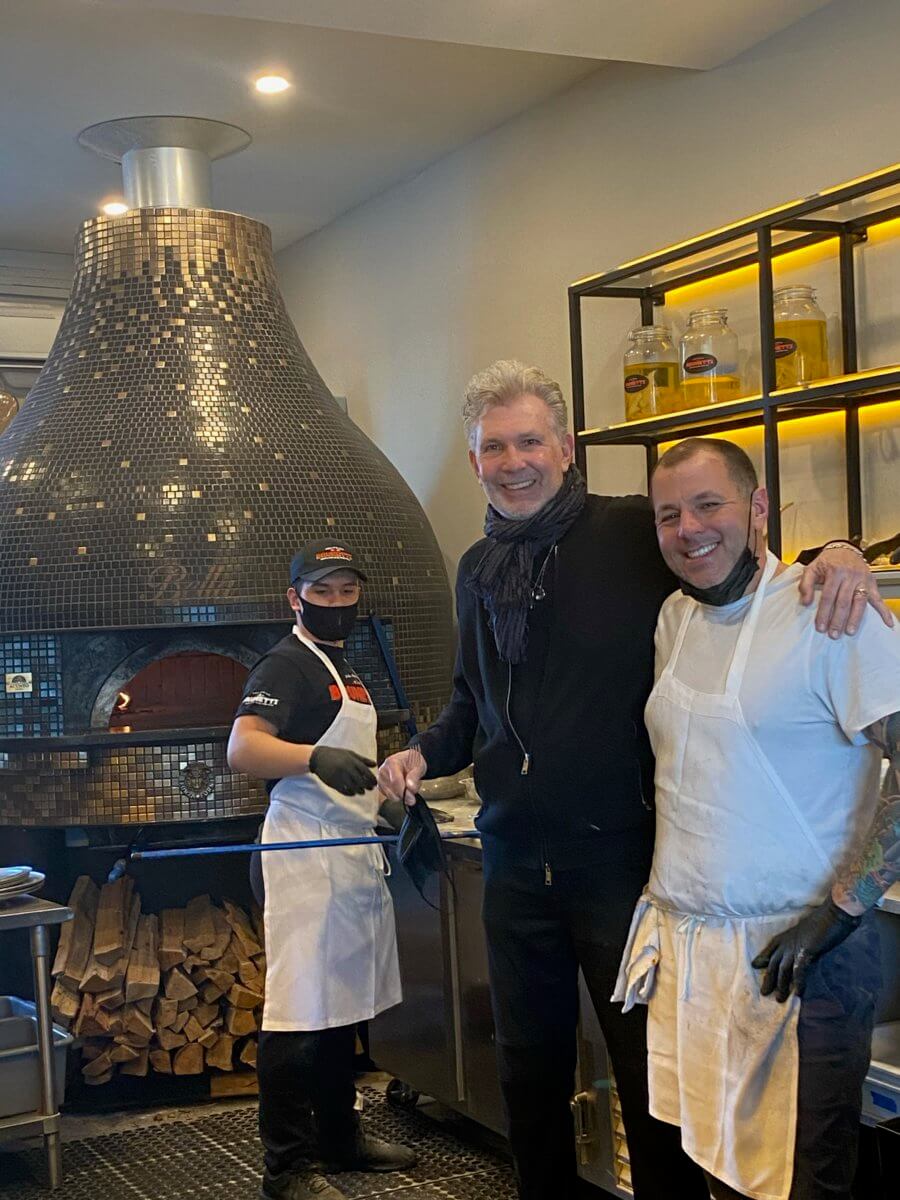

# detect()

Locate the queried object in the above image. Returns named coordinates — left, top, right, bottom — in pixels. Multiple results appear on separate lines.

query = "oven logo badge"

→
left=179, top=760, right=214, bottom=801
left=5, top=672, right=33, bottom=694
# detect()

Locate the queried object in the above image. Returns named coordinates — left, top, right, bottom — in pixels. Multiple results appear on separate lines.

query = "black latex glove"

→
left=751, top=899, right=862, bottom=1002
left=309, top=746, right=377, bottom=796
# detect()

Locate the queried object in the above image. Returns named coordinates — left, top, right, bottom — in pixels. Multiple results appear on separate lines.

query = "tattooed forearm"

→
left=833, top=711, right=900, bottom=915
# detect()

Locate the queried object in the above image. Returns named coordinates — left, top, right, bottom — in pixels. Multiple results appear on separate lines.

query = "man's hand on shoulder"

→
left=798, top=543, right=893, bottom=637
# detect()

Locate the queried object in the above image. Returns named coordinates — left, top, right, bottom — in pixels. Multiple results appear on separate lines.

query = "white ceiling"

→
left=0, top=0, right=834, bottom=256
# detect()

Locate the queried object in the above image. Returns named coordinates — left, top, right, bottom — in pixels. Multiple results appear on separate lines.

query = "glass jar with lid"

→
left=623, top=325, right=680, bottom=420
left=679, top=308, right=741, bottom=407
left=773, top=285, right=828, bottom=388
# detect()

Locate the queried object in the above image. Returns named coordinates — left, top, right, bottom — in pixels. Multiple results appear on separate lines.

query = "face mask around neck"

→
left=298, top=597, right=359, bottom=642
left=678, top=504, right=761, bottom=607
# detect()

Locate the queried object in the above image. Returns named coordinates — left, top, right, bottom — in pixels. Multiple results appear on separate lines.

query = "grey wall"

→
left=276, top=0, right=900, bottom=573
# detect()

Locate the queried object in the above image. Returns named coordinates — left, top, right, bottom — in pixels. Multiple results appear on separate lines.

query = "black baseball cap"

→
left=290, top=539, right=367, bottom=586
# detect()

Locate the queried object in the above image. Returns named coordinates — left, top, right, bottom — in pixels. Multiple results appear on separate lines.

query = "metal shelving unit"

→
left=569, top=162, right=900, bottom=557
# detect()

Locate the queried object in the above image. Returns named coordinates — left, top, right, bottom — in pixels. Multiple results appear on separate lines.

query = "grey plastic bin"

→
left=0, top=995, right=72, bottom=1119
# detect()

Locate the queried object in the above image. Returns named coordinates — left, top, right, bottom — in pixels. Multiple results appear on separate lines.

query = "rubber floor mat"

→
left=0, top=1086, right=518, bottom=1198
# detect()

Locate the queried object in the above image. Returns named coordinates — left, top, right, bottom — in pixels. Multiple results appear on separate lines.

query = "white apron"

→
left=261, top=631, right=401, bottom=1031
left=614, top=552, right=840, bottom=1200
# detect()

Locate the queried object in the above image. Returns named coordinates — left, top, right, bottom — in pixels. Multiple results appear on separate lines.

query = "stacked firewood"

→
left=50, top=876, right=265, bottom=1085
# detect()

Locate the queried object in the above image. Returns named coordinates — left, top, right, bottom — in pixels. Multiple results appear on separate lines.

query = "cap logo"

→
left=315, top=547, right=352, bottom=562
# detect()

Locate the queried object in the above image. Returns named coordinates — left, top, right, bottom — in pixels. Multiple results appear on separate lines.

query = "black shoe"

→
left=260, top=1168, right=347, bottom=1200
left=323, top=1132, right=417, bottom=1173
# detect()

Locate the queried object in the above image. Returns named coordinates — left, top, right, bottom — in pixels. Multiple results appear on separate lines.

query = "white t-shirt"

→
left=653, top=563, right=900, bottom=876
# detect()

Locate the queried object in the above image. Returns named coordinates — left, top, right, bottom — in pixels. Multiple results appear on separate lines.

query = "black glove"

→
left=751, top=899, right=862, bottom=1002
left=309, top=747, right=376, bottom=796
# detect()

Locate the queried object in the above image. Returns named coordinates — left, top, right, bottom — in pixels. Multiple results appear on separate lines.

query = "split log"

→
left=173, top=1043, right=204, bottom=1074
left=150, top=1049, right=173, bottom=1074
left=206, top=1034, right=234, bottom=1070
left=158, top=908, right=186, bottom=971
left=222, top=901, right=262, bottom=958
left=50, top=979, right=81, bottom=1024
left=80, top=1039, right=109, bottom=1061
left=75, top=993, right=111, bottom=1038
left=210, top=1072, right=258, bottom=1098
left=125, top=914, right=159, bottom=1002
left=164, top=967, right=197, bottom=1002
left=120, top=1046, right=150, bottom=1076
left=200, top=906, right=232, bottom=961
left=227, top=983, right=263, bottom=1010
left=123, top=1004, right=154, bottom=1042
left=193, top=1002, right=219, bottom=1028
left=80, top=892, right=140, bottom=993
left=57, top=876, right=100, bottom=989
left=156, top=1027, right=187, bottom=1051
left=82, top=1050, right=113, bottom=1077
left=183, top=894, right=217, bottom=954
left=239, top=1039, right=258, bottom=1069
left=198, top=1027, right=219, bottom=1050
left=92, top=877, right=135, bottom=965
left=152, top=997, right=178, bottom=1030
left=95, top=986, right=126, bottom=1011
left=201, top=981, right=225, bottom=1004
left=178, top=995, right=198, bottom=1012
left=170, top=1010, right=190, bottom=1033
left=109, top=1043, right=140, bottom=1064
left=214, top=942, right=240, bottom=975
left=183, top=1014, right=205, bottom=1043
left=224, top=1005, right=257, bottom=1037
left=238, top=959, right=263, bottom=989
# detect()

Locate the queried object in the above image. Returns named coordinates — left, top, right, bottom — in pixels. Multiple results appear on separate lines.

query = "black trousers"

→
left=257, top=1025, right=359, bottom=1177
left=704, top=918, right=881, bottom=1200
left=482, top=834, right=710, bottom=1200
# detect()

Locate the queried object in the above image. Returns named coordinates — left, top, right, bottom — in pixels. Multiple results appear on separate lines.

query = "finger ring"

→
left=854, top=586, right=869, bottom=596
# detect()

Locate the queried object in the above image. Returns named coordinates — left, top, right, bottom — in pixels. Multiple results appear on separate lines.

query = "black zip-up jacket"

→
left=416, top=494, right=678, bottom=871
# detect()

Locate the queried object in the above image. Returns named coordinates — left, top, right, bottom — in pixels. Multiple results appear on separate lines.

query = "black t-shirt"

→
left=235, top=632, right=373, bottom=791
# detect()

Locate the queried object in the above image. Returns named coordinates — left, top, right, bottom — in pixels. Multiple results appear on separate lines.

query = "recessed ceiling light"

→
left=102, top=201, right=128, bottom=216
left=255, top=75, right=291, bottom=94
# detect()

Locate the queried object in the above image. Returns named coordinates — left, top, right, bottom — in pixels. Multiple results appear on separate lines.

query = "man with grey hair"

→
left=378, top=360, right=887, bottom=1200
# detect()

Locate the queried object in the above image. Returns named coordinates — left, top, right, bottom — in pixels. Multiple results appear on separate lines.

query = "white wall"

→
left=276, top=0, right=900, bottom=572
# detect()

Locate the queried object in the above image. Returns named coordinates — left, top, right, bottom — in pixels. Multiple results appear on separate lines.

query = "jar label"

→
left=774, top=337, right=797, bottom=358
left=683, top=353, right=718, bottom=375
left=624, top=373, right=649, bottom=393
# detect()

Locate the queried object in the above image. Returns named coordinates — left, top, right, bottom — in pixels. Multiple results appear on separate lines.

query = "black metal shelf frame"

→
left=568, top=162, right=900, bottom=555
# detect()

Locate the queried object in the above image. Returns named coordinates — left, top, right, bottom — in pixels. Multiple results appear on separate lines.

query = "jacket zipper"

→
left=506, top=653, right=553, bottom=887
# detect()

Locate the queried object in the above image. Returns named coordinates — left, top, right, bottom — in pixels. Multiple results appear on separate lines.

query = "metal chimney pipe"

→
left=77, top=115, right=252, bottom=210
left=122, top=145, right=212, bottom=208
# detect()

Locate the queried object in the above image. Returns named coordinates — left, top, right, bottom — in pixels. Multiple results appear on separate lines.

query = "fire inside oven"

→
left=108, top=652, right=248, bottom=733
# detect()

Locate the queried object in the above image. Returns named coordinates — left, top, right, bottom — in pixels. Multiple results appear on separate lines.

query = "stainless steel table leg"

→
left=30, top=923, right=62, bottom=1190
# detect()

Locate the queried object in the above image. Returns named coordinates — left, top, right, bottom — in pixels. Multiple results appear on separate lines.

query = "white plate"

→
left=0, top=871, right=45, bottom=900
left=0, top=865, right=32, bottom=889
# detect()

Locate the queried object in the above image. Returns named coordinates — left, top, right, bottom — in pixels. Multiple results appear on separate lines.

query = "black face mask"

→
left=678, top=505, right=761, bottom=607
left=298, top=597, right=359, bottom=642
left=398, top=795, right=451, bottom=909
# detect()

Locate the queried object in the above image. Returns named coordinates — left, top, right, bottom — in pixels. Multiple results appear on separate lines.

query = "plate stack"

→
left=0, top=865, right=45, bottom=901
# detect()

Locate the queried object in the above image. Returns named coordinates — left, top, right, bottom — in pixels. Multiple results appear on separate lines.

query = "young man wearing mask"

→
left=228, top=540, right=415, bottom=1200
left=378, top=361, right=891, bottom=1200
left=614, top=438, right=900, bottom=1200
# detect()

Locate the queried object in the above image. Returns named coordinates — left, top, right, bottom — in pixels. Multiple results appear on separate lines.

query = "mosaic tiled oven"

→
left=0, top=118, right=453, bottom=827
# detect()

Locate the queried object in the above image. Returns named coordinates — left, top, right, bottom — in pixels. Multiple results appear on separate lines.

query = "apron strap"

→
left=293, top=627, right=351, bottom=703
left=724, top=550, right=779, bottom=696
